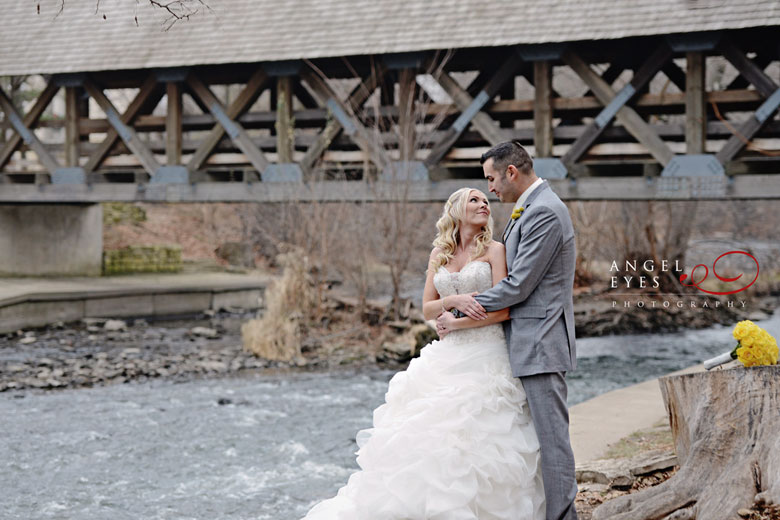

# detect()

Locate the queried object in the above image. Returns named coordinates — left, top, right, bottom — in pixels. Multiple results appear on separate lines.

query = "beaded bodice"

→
left=433, top=261, right=505, bottom=345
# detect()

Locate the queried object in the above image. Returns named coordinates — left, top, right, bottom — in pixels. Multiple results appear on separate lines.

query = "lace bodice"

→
left=433, top=261, right=505, bottom=345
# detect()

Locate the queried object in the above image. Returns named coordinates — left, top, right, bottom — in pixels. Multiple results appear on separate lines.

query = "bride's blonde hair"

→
left=431, top=188, right=494, bottom=271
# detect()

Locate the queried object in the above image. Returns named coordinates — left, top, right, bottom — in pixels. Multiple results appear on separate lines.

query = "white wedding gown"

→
left=302, top=261, right=545, bottom=520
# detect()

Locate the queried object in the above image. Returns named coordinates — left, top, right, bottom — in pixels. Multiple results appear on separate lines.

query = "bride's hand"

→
left=446, top=292, right=487, bottom=320
left=436, top=311, right=458, bottom=338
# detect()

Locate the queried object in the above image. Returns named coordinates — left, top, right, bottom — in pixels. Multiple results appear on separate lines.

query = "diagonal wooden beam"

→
left=725, top=52, right=772, bottom=91
left=661, top=61, right=687, bottom=92
left=715, top=40, right=780, bottom=163
left=84, top=75, right=161, bottom=172
left=187, top=68, right=269, bottom=173
left=301, top=65, right=390, bottom=172
left=562, top=46, right=675, bottom=167
left=0, top=81, right=59, bottom=170
left=293, top=78, right=319, bottom=109
left=424, top=55, right=523, bottom=167
left=720, top=40, right=777, bottom=98
left=186, top=74, right=269, bottom=176
left=298, top=69, right=384, bottom=175
left=84, top=78, right=161, bottom=176
left=715, top=92, right=780, bottom=163
left=0, top=85, right=60, bottom=174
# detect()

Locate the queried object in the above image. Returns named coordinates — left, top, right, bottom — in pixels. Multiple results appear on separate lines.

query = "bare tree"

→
left=40, top=0, right=210, bottom=28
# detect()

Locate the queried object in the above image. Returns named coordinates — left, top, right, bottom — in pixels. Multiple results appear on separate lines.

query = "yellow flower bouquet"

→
left=703, top=320, right=779, bottom=370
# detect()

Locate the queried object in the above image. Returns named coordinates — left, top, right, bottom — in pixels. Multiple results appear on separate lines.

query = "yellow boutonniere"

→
left=511, top=207, right=525, bottom=220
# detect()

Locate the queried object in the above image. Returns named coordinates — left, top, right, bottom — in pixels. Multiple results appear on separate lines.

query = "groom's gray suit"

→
left=475, top=180, right=578, bottom=520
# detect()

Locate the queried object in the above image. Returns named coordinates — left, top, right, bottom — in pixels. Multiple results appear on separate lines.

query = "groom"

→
left=441, top=141, right=578, bottom=519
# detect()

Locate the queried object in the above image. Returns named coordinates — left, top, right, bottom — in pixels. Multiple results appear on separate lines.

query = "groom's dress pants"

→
left=520, top=372, right=579, bottom=520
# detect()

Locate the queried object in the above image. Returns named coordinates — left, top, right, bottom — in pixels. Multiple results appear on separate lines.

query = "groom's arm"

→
left=474, top=206, right=563, bottom=312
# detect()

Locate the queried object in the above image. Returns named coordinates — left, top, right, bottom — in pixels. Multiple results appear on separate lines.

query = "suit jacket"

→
left=475, top=181, right=577, bottom=377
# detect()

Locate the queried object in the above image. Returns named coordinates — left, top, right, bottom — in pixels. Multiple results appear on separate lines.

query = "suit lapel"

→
left=501, top=217, right=514, bottom=243
left=502, top=217, right=518, bottom=243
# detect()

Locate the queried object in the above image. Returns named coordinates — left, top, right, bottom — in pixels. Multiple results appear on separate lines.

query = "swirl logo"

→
left=679, top=251, right=759, bottom=295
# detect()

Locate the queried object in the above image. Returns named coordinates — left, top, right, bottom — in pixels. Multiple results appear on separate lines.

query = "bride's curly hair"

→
left=431, top=187, right=494, bottom=271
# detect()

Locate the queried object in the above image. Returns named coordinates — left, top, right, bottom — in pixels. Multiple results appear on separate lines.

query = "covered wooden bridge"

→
left=1, top=0, right=780, bottom=202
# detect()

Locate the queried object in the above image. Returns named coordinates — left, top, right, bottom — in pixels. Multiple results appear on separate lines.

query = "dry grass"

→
left=241, top=249, right=317, bottom=362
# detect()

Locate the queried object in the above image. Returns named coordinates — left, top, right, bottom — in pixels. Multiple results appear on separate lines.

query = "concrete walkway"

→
left=0, top=271, right=270, bottom=332
left=569, top=364, right=704, bottom=463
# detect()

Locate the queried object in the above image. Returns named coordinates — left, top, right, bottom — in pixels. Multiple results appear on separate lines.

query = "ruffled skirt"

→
left=301, top=329, right=545, bottom=520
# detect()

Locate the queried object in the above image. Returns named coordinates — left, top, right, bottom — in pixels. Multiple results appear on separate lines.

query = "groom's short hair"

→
left=480, top=140, right=533, bottom=177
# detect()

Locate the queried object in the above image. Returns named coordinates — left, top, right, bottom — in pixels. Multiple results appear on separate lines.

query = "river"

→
left=1, top=311, right=778, bottom=519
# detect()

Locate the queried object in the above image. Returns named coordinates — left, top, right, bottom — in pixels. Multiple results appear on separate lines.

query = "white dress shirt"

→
left=513, top=177, right=544, bottom=210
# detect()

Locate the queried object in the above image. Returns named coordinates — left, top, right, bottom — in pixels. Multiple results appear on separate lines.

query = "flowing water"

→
left=1, top=311, right=778, bottom=519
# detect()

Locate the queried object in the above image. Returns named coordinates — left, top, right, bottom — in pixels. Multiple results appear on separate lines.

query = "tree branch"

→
left=41, top=0, right=211, bottom=28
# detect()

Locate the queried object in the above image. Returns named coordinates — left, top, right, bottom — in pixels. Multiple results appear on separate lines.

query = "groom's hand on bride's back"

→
left=449, top=292, right=488, bottom=320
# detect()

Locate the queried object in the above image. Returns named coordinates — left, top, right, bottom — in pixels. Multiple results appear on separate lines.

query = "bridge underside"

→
left=2, top=28, right=780, bottom=201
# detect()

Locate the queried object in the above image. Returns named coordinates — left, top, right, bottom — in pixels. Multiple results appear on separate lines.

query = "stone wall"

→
left=103, top=246, right=182, bottom=275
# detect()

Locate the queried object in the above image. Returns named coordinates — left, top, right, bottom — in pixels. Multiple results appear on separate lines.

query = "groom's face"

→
left=482, top=158, right=515, bottom=203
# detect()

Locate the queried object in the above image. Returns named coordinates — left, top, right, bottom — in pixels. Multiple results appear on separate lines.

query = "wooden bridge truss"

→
left=1, top=28, right=779, bottom=201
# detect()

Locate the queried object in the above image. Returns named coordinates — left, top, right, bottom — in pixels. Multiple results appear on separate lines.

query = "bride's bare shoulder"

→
left=487, top=241, right=505, bottom=256
left=428, top=247, right=444, bottom=268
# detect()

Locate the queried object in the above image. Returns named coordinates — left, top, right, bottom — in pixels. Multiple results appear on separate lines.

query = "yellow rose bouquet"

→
left=703, top=320, right=779, bottom=370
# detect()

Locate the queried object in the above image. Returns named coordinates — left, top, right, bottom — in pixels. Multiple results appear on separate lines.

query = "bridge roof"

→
left=1, top=0, right=779, bottom=76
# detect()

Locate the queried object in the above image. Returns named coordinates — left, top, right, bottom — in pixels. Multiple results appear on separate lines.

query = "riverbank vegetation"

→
left=101, top=198, right=780, bottom=363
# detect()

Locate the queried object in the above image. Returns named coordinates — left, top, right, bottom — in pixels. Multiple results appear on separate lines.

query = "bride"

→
left=301, top=187, right=545, bottom=520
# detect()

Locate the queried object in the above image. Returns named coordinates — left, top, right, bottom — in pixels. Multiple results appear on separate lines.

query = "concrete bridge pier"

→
left=0, top=204, right=103, bottom=276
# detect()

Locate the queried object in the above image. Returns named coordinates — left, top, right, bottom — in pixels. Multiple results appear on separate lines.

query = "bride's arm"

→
left=437, top=242, right=509, bottom=333
left=422, top=248, right=447, bottom=321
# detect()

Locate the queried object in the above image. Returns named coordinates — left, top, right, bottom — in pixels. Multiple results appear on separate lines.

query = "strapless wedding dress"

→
left=301, top=261, right=545, bottom=520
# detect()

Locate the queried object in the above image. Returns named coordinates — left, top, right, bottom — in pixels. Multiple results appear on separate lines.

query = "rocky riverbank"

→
left=2, top=290, right=777, bottom=394
left=574, top=291, right=778, bottom=337
left=0, top=313, right=271, bottom=393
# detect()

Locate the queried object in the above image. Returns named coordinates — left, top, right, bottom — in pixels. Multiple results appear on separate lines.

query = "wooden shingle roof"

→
left=2, top=0, right=779, bottom=75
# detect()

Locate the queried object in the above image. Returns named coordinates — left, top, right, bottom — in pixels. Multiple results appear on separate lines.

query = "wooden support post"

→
left=0, top=82, right=59, bottom=170
left=186, top=74, right=270, bottom=176
left=276, top=76, right=294, bottom=163
left=187, top=68, right=268, bottom=173
left=534, top=61, right=553, bottom=158
left=64, top=86, right=80, bottom=167
left=84, top=75, right=161, bottom=172
left=166, top=81, right=182, bottom=165
left=0, top=85, right=60, bottom=174
left=398, top=68, right=417, bottom=162
left=685, top=51, right=705, bottom=154
left=83, top=78, right=161, bottom=176
left=299, top=69, right=384, bottom=175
